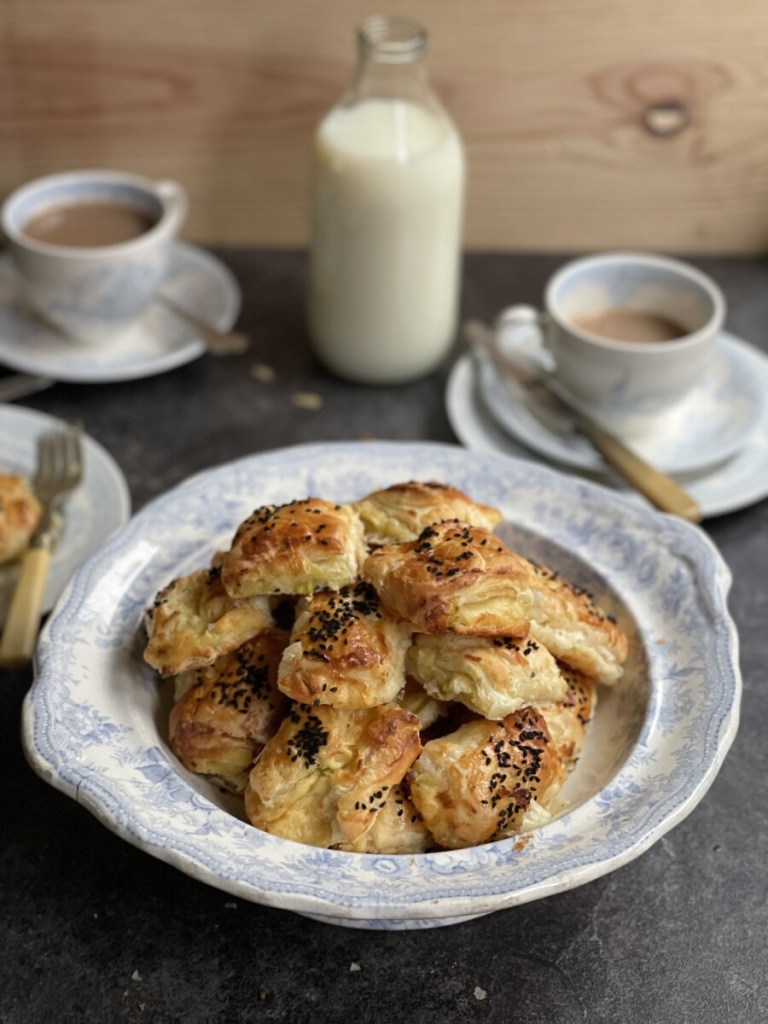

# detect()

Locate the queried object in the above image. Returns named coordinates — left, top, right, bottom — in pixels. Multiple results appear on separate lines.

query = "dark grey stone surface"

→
left=2, top=250, right=766, bottom=1023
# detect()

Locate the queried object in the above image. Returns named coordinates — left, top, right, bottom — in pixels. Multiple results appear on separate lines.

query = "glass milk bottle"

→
left=308, top=16, right=465, bottom=384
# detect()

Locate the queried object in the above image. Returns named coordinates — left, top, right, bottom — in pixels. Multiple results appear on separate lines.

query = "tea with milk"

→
left=572, top=308, right=687, bottom=344
left=22, top=201, right=156, bottom=248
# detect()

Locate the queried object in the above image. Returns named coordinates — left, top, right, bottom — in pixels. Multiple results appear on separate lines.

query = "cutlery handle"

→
left=579, top=421, right=702, bottom=523
left=155, top=294, right=250, bottom=356
left=0, top=546, right=51, bottom=667
left=0, top=373, right=55, bottom=403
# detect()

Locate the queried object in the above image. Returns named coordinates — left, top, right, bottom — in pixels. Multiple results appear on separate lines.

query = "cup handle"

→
left=155, top=180, right=188, bottom=234
left=494, top=304, right=556, bottom=374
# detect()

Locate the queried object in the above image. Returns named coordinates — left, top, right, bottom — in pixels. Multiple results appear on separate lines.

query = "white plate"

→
left=0, top=405, right=130, bottom=620
left=0, top=243, right=241, bottom=383
left=448, top=347, right=768, bottom=520
left=22, top=441, right=739, bottom=929
left=479, top=332, right=763, bottom=476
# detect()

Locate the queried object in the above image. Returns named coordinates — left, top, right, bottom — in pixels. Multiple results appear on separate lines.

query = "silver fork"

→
left=0, top=425, right=83, bottom=666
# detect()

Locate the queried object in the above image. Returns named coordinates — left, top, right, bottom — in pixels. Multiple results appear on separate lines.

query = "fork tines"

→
left=35, top=425, right=83, bottom=493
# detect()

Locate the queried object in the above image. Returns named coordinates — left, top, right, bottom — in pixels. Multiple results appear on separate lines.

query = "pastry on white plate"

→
left=0, top=473, right=41, bottom=564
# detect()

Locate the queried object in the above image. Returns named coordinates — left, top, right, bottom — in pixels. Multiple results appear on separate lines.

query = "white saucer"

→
left=0, top=243, right=241, bottom=383
left=446, top=338, right=768, bottom=519
left=478, top=332, right=762, bottom=476
left=0, top=404, right=131, bottom=621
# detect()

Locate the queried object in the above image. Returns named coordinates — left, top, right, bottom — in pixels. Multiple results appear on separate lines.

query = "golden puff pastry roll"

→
left=534, top=665, right=597, bottom=770
left=397, top=675, right=450, bottom=731
left=221, top=498, right=366, bottom=599
left=523, top=560, right=628, bottom=684
left=277, top=581, right=411, bottom=709
left=244, top=702, right=421, bottom=849
left=353, top=480, right=502, bottom=546
left=362, top=520, right=535, bottom=637
left=335, top=784, right=432, bottom=854
left=408, top=708, right=567, bottom=850
left=407, top=632, right=567, bottom=720
left=168, top=631, right=290, bottom=792
left=0, top=473, right=41, bottom=564
left=143, top=565, right=273, bottom=677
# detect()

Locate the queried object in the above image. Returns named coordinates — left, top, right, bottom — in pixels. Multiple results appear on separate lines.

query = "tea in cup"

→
left=495, top=252, right=725, bottom=434
left=1, top=169, right=187, bottom=342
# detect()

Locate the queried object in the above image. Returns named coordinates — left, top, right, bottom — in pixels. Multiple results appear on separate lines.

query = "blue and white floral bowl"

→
left=22, top=442, right=740, bottom=929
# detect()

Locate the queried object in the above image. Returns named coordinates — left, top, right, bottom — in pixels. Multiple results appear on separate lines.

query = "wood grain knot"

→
left=642, top=100, right=690, bottom=137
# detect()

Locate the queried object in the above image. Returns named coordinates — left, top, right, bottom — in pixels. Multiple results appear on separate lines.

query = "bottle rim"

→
left=357, top=16, right=427, bottom=62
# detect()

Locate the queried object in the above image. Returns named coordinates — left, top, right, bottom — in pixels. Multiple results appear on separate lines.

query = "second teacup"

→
left=1, top=169, right=187, bottom=343
left=495, top=252, right=726, bottom=435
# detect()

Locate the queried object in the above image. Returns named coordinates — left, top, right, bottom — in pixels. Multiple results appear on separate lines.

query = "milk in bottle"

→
left=308, top=17, right=465, bottom=384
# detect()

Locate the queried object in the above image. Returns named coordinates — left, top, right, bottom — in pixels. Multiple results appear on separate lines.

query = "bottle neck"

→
left=345, top=16, right=435, bottom=108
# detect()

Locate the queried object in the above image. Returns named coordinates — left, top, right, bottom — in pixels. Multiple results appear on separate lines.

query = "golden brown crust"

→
left=362, top=521, right=535, bottom=636
left=363, top=520, right=627, bottom=683
left=408, top=708, right=566, bottom=849
left=277, top=581, right=412, bottom=709
left=143, top=566, right=273, bottom=676
left=407, top=632, right=567, bottom=719
left=523, top=560, right=628, bottom=684
left=0, top=473, right=41, bottom=564
left=354, top=480, right=502, bottom=545
left=244, top=703, right=422, bottom=848
left=220, top=498, right=366, bottom=599
left=334, top=783, right=432, bottom=854
left=534, top=665, right=598, bottom=769
left=168, top=631, right=290, bottom=791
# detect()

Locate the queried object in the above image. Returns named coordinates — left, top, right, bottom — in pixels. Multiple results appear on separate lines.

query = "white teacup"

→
left=495, top=252, right=726, bottom=435
left=1, top=169, right=187, bottom=342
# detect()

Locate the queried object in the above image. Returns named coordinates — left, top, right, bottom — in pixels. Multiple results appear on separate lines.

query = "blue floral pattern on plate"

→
left=21, top=441, right=739, bottom=929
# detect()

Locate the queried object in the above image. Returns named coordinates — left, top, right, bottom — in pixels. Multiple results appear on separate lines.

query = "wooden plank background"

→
left=3, top=0, right=768, bottom=252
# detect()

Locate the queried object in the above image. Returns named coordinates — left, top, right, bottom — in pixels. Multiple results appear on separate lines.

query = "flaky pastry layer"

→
left=362, top=521, right=535, bottom=636
left=535, top=664, right=598, bottom=769
left=221, top=498, right=366, bottom=599
left=409, top=708, right=567, bottom=850
left=144, top=566, right=273, bottom=676
left=277, top=581, right=412, bottom=709
left=522, top=559, right=628, bottom=684
left=407, top=632, right=567, bottom=719
left=354, top=480, right=502, bottom=546
left=169, top=631, right=290, bottom=791
left=245, top=702, right=422, bottom=849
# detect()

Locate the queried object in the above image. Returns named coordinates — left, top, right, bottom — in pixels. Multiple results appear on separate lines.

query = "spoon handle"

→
left=155, top=294, right=250, bottom=356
